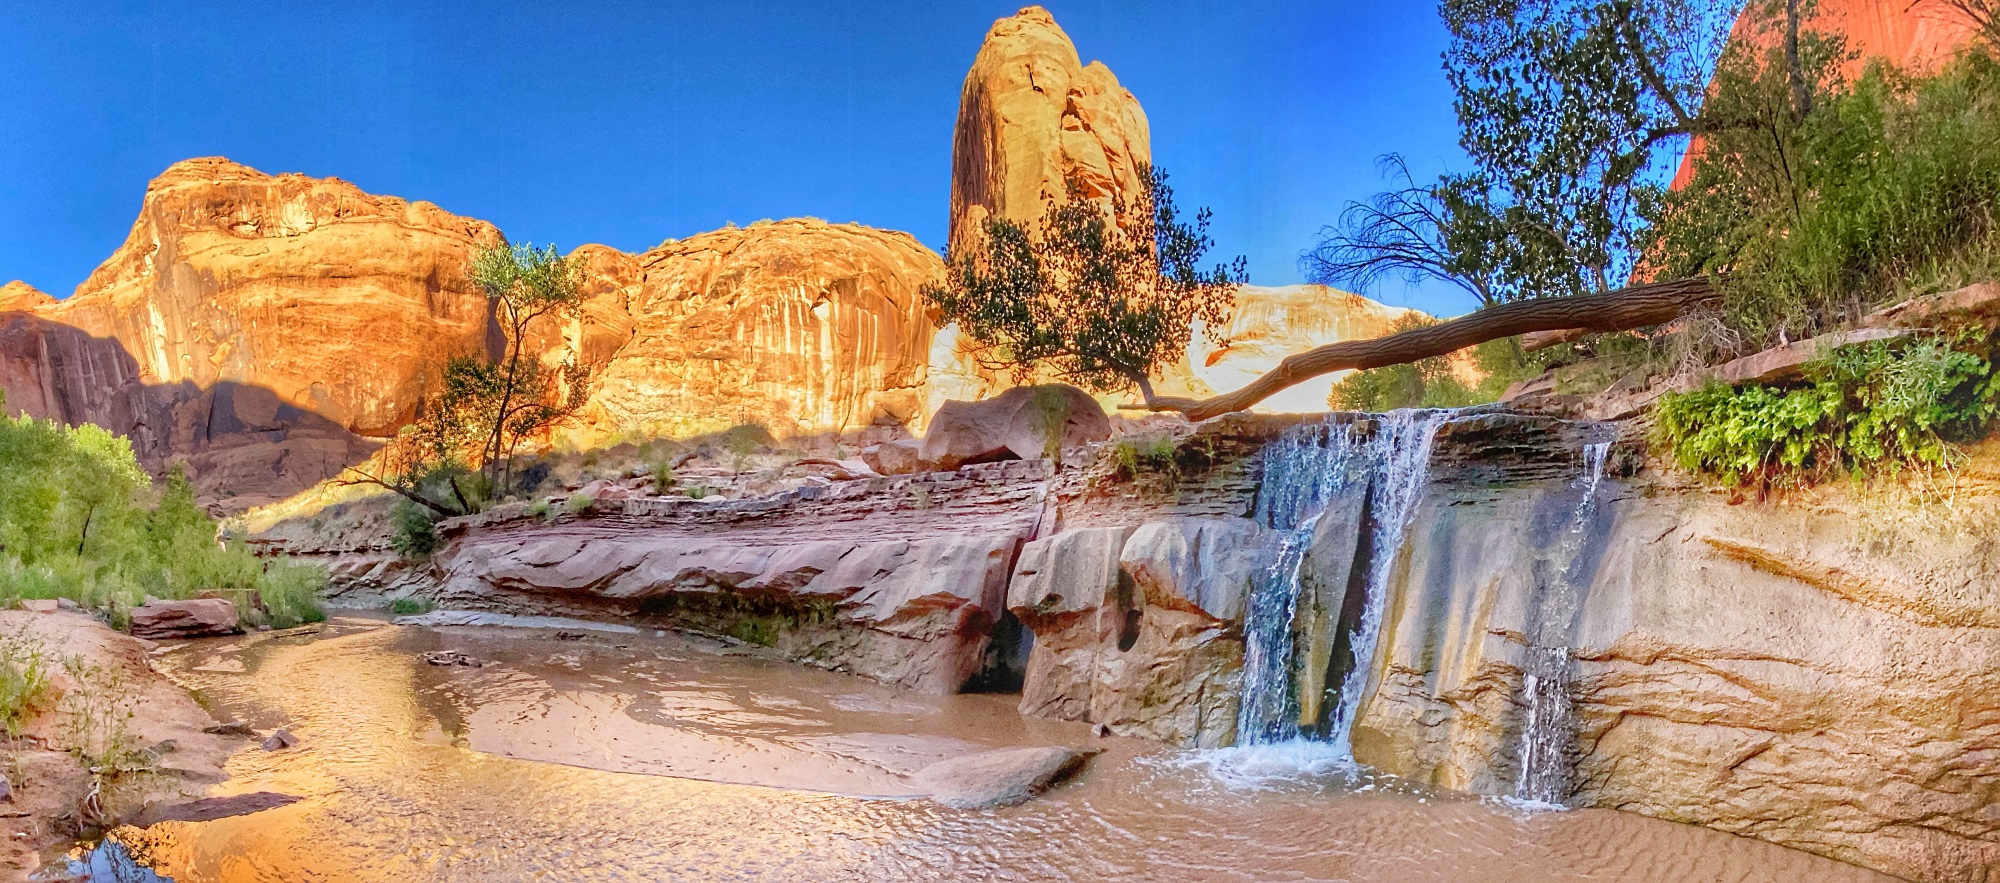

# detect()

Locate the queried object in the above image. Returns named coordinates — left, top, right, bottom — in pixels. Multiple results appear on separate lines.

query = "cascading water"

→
left=1511, top=440, right=1611, bottom=806
left=1236, top=409, right=1452, bottom=752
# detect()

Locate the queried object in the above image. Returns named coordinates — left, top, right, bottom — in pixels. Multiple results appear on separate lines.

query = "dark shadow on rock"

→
left=0, top=311, right=380, bottom=509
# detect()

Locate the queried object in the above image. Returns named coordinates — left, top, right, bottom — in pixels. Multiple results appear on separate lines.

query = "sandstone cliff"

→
left=948, top=5, right=1151, bottom=258
left=568, top=220, right=943, bottom=441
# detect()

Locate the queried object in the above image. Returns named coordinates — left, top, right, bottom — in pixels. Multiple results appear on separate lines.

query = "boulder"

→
left=127, top=598, right=240, bottom=639
left=920, top=385, right=1110, bottom=471
left=909, top=746, right=1099, bottom=810
left=16, top=599, right=57, bottom=614
left=860, top=439, right=927, bottom=476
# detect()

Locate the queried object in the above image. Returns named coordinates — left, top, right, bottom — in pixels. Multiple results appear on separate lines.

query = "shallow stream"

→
left=62, top=616, right=1896, bottom=883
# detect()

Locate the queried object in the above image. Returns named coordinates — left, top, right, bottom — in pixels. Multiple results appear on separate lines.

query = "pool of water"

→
left=54, top=616, right=1898, bottom=883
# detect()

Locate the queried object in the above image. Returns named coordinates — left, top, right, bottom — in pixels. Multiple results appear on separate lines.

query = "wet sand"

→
left=72, top=616, right=1900, bottom=883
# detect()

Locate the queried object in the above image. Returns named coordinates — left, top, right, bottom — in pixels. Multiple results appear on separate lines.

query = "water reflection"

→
left=60, top=617, right=1897, bottom=883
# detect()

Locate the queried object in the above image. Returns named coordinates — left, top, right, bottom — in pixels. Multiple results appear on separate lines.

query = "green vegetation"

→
left=345, top=241, right=590, bottom=519
left=389, top=501, right=441, bottom=559
left=1650, top=46, right=2000, bottom=346
left=0, top=630, right=51, bottom=737
left=386, top=597, right=432, bottom=616
left=565, top=490, right=596, bottom=514
left=1652, top=335, right=2000, bottom=486
left=924, top=165, right=1244, bottom=403
left=0, top=398, right=325, bottom=625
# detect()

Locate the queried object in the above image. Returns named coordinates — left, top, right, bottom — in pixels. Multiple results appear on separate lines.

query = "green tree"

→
left=1646, top=16, right=2000, bottom=345
left=924, top=165, right=1245, bottom=404
left=0, top=393, right=324, bottom=625
left=345, top=242, right=591, bottom=515
left=1310, top=0, right=1734, bottom=303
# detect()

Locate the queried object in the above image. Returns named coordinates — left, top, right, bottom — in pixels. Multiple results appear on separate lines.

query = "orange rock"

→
left=567, top=219, right=944, bottom=442
left=948, top=5, right=1151, bottom=258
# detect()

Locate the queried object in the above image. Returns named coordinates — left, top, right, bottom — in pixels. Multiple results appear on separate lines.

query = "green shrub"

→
left=1650, top=48, right=2000, bottom=346
left=528, top=499, right=552, bottom=520
left=386, top=597, right=432, bottom=616
left=565, top=491, right=595, bottom=514
left=0, top=631, right=52, bottom=738
left=0, top=403, right=326, bottom=626
left=1652, top=336, right=2000, bottom=486
left=389, top=502, right=440, bottom=559
left=257, top=558, right=328, bottom=628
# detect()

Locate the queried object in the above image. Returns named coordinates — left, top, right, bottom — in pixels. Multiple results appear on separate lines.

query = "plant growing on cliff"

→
left=1646, top=36, right=2000, bottom=346
left=1652, top=335, right=2000, bottom=486
left=924, top=165, right=1245, bottom=404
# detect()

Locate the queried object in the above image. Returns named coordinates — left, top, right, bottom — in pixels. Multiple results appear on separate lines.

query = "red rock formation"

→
left=948, top=6, right=1152, bottom=258
left=568, top=220, right=943, bottom=442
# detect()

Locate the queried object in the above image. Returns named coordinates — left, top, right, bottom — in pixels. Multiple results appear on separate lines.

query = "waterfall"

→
left=1511, top=440, right=1611, bottom=805
left=1237, top=409, right=1451, bottom=751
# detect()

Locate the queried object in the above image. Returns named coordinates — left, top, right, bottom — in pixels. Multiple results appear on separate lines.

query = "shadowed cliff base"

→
left=0, top=310, right=379, bottom=510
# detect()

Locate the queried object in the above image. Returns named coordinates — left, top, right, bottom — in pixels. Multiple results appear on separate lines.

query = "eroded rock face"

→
left=948, top=5, right=1150, bottom=259
left=1349, top=427, right=2000, bottom=883
left=318, top=461, right=1054, bottom=694
left=0, top=158, right=495, bottom=505
left=1007, top=518, right=1262, bottom=748
left=571, top=219, right=943, bottom=442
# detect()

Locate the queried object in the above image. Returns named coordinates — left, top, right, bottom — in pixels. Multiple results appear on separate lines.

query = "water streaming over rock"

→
left=1512, top=440, right=1612, bottom=806
left=1238, top=410, right=1452, bottom=749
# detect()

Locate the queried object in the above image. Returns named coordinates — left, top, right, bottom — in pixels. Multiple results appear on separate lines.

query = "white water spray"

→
left=1237, top=410, right=1451, bottom=752
left=1511, top=440, right=1611, bottom=806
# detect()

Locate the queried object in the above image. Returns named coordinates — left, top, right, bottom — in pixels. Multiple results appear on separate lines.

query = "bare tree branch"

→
left=1126, top=275, right=1720, bottom=420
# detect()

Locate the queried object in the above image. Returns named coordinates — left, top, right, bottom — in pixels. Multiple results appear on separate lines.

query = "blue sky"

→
left=1, top=1, right=1477, bottom=316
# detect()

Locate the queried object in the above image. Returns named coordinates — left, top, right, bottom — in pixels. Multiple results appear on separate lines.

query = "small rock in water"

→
left=654, top=630, right=666, bottom=637
left=204, top=720, right=256, bottom=736
left=421, top=650, right=484, bottom=667
left=910, top=746, right=1101, bottom=810
left=261, top=729, right=299, bottom=751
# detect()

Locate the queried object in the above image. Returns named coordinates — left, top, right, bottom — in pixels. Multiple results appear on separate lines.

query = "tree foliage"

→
left=1310, top=0, right=1731, bottom=304
left=347, top=242, right=591, bottom=516
left=1647, top=25, right=2000, bottom=346
left=0, top=394, right=324, bottom=624
left=924, top=165, right=1245, bottom=402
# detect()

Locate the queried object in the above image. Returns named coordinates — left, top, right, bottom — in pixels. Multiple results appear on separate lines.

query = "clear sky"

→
left=0, top=1, right=1478, bottom=316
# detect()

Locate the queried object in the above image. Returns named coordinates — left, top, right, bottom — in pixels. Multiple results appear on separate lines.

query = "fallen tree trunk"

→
left=1129, top=275, right=1719, bottom=421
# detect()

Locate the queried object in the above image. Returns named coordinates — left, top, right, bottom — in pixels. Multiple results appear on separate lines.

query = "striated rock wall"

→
left=314, top=460, right=1053, bottom=694
left=570, top=220, right=943, bottom=441
left=1349, top=428, right=2000, bottom=883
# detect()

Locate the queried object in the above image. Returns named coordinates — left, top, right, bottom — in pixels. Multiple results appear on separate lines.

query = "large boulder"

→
left=128, top=598, right=241, bottom=639
left=919, top=385, right=1109, bottom=471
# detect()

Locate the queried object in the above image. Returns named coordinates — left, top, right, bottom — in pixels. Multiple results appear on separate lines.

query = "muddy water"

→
left=75, top=617, right=1897, bottom=883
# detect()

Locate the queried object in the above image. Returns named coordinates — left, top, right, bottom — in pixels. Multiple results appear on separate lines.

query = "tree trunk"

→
left=1127, top=276, right=1718, bottom=421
